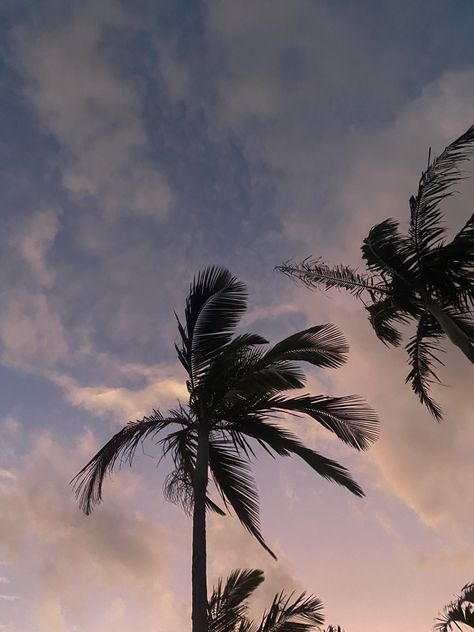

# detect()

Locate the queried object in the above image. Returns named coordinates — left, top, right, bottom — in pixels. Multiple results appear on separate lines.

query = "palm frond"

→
left=425, top=213, right=474, bottom=309
left=223, top=361, right=308, bottom=401
left=277, top=258, right=389, bottom=299
left=462, top=584, right=474, bottom=604
left=160, top=427, right=226, bottom=515
left=256, top=591, right=324, bottom=632
left=262, top=324, right=349, bottom=369
left=409, top=125, right=474, bottom=274
left=405, top=314, right=445, bottom=420
left=208, top=439, right=276, bottom=559
left=161, top=427, right=197, bottom=513
left=176, top=266, right=248, bottom=387
left=452, top=213, right=474, bottom=270
left=212, top=346, right=310, bottom=411
left=270, top=394, right=379, bottom=450
left=206, top=496, right=226, bottom=515
left=361, top=218, right=413, bottom=281
left=208, top=569, right=264, bottom=632
left=234, top=420, right=365, bottom=497
left=71, top=411, right=179, bottom=514
left=199, top=334, right=276, bottom=411
left=366, top=298, right=411, bottom=346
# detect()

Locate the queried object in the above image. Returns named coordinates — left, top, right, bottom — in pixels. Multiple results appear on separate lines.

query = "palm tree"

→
left=435, top=583, right=474, bottom=631
left=208, top=568, right=324, bottom=632
left=278, top=126, right=474, bottom=419
left=72, top=266, right=378, bottom=632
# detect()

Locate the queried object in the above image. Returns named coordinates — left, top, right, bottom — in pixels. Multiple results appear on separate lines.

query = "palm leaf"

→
left=223, top=360, right=308, bottom=400
left=361, top=218, right=413, bottom=281
left=208, top=439, right=276, bottom=559
left=262, top=324, right=349, bottom=369
left=216, top=324, right=350, bottom=410
left=194, top=334, right=267, bottom=409
left=366, top=298, right=411, bottom=346
left=160, top=427, right=226, bottom=515
left=409, top=125, right=474, bottom=274
left=405, top=314, right=445, bottom=420
left=234, top=420, right=364, bottom=497
left=71, top=411, right=178, bottom=514
left=208, top=569, right=264, bottom=632
left=212, top=346, right=309, bottom=409
left=206, top=496, right=227, bottom=515
left=176, top=266, right=248, bottom=387
left=277, top=258, right=389, bottom=299
left=256, top=591, right=324, bottom=632
left=426, top=213, right=474, bottom=309
left=269, top=394, right=379, bottom=450
left=204, top=333, right=270, bottom=386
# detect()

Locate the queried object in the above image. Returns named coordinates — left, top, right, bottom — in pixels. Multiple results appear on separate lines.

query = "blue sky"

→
left=0, top=1, right=473, bottom=630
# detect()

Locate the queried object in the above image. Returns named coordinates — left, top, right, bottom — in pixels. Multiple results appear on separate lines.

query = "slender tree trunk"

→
left=422, top=295, right=474, bottom=363
left=192, top=422, right=209, bottom=632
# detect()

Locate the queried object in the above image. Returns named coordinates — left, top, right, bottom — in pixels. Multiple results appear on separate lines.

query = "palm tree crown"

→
left=278, top=126, right=474, bottom=419
left=435, top=583, right=474, bottom=632
left=72, top=266, right=378, bottom=632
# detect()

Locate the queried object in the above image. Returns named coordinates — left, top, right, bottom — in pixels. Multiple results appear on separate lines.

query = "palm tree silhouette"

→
left=435, top=583, right=474, bottom=631
left=72, top=266, right=378, bottom=632
left=278, top=126, right=474, bottom=419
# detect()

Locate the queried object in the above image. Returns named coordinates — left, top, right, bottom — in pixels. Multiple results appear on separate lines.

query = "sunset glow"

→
left=0, top=2, right=473, bottom=631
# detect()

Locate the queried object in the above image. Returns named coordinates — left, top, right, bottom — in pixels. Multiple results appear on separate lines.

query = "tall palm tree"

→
left=435, top=583, right=474, bottom=632
left=208, top=568, right=325, bottom=632
left=72, top=266, right=378, bottom=632
left=278, top=126, right=474, bottom=419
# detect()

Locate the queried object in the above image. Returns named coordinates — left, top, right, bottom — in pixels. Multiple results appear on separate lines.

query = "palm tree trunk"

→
left=192, top=422, right=209, bottom=632
left=422, top=296, right=474, bottom=363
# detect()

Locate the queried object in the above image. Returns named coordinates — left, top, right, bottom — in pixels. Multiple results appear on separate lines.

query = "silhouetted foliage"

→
left=208, top=568, right=325, bottom=632
left=435, top=583, right=474, bottom=632
left=278, top=126, right=474, bottom=419
left=72, top=266, right=378, bottom=632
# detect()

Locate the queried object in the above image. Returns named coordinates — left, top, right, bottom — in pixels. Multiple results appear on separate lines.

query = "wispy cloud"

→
left=11, top=0, right=172, bottom=220
left=0, top=431, right=187, bottom=630
left=13, top=209, right=60, bottom=288
left=53, top=371, right=187, bottom=422
left=0, top=595, right=19, bottom=601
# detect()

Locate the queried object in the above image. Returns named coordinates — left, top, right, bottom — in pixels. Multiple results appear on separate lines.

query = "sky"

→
left=0, top=1, right=473, bottom=630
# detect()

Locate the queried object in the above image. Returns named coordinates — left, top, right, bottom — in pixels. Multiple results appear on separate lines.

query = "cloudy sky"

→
left=1, top=1, right=473, bottom=630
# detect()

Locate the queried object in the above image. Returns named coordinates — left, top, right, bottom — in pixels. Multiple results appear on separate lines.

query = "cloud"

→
left=54, top=370, right=187, bottom=422
left=0, top=471, right=15, bottom=482
left=11, top=0, right=172, bottom=220
left=13, top=209, right=60, bottom=288
left=0, top=289, right=69, bottom=370
left=0, top=429, right=188, bottom=631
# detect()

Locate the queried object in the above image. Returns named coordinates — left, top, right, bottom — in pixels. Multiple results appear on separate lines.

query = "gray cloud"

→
left=11, top=0, right=171, bottom=220
left=0, top=426, right=188, bottom=631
